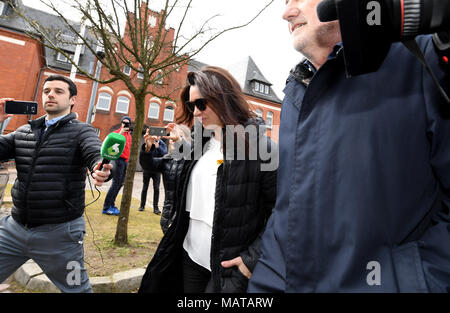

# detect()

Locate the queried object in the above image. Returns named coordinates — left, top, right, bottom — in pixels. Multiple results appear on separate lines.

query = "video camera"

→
left=317, top=0, right=450, bottom=76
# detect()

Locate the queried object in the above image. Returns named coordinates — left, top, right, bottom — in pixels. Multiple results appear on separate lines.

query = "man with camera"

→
left=0, top=74, right=112, bottom=292
left=102, top=116, right=132, bottom=216
left=138, top=128, right=167, bottom=215
left=249, top=0, right=450, bottom=292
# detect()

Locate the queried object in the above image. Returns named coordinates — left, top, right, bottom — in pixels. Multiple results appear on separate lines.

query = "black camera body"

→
left=122, top=121, right=130, bottom=128
left=318, top=0, right=450, bottom=76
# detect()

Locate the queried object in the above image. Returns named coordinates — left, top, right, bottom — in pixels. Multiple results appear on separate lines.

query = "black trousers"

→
left=182, top=250, right=214, bottom=293
left=140, top=170, right=161, bottom=209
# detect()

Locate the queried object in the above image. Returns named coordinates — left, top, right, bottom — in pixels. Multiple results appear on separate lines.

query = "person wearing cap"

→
left=102, top=116, right=132, bottom=216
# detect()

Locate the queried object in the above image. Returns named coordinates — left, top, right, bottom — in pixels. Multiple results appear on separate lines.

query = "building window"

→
left=255, top=109, right=263, bottom=118
left=137, top=67, right=144, bottom=80
left=254, top=81, right=270, bottom=95
left=56, top=52, right=73, bottom=63
left=156, top=70, right=163, bottom=85
left=163, top=106, right=174, bottom=122
left=148, top=15, right=157, bottom=28
left=148, top=102, right=160, bottom=119
left=123, top=65, right=131, bottom=76
left=0, top=2, right=5, bottom=15
left=96, top=92, right=112, bottom=111
left=145, top=36, right=154, bottom=51
left=266, top=111, right=273, bottom=129
left=259, top=83, right=265, bottom=93
left=116, top=96, right=130, bottom=114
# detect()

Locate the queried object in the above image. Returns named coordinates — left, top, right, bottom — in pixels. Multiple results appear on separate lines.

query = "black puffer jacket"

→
left=139, top=118, right=278, bottom=293
left=0, top=113, right=102, bottom=226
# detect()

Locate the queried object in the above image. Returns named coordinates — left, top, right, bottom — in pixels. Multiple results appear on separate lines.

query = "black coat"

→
left=0, top=113, right=102, bottom=226
left=139, top=118, right=277, bottom=293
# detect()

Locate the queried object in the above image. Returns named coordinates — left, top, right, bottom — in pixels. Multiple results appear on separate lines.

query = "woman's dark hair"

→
left=177, top=66, right=255, bottom=127
left=44, top=75, right=78, bottom=98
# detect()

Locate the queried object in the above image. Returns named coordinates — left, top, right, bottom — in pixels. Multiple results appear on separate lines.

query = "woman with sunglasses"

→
left=139, top=66, right=277, bottom=293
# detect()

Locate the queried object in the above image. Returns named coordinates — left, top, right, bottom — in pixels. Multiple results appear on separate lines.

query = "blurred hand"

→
left=165, top=123, right=177, bottom=134
left=0, top=98, right=15, bottom=122
left=92, top=162, right=113, bottom=186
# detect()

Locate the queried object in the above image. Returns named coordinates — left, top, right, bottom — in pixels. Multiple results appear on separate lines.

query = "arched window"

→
left=116, top=96, right=130, bottom=114
left=148, top=101, right=160, bottom=119
left=266, top=111, right=273, bottom=129
left=96, top=92, right=112, bottom=111
left=163, top=106, right=175, bottom=122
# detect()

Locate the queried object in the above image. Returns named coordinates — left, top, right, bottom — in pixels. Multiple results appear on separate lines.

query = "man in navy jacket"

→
left=249, top=0, right=450, bottom=292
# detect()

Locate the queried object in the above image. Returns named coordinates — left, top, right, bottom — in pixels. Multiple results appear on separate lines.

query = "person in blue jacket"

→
left=248, top=0, right=450, bottom=292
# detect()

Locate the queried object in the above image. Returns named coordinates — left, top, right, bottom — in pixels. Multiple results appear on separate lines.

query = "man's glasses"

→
left=186, top=98, right=207, bottom=113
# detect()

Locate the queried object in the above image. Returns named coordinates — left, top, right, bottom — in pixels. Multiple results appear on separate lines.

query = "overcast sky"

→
left=22, top=0, right=302, bottom=99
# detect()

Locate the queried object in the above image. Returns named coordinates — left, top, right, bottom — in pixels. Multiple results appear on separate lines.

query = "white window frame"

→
left=254, top=81, right=260, bottom=91
left=0, top=2, right=5, bottom=15
left=116, top=96, right=130, bottom=114
left=266, top=111, right=273, bottom=129
left=148, top=102, right=160, bottom=119
left=163, top=106, right=175, bottom=122
left=96, top=92, right=112, bottom=111
left=265, top=85, right=269, bottom=95
left=56, top=52, right=72, bottom=63
left=123, top=65, right=131, bottom=76
left=137, top=67, right=144, bottom=80
left=255, top=109, right=263, bottom=118
left=259, top=83, right=265, bottom=93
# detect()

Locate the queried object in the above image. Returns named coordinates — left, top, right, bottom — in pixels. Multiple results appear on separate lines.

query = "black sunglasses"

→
left=186, top=98, right=207, bottom=113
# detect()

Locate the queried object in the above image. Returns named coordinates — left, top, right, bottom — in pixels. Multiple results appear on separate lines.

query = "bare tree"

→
left=9, top=0, right=274, bottom=246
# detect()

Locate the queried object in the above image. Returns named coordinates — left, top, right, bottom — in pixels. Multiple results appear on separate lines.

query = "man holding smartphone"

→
left=138, top=128, right=167, bottom=214
left=102, top=116, right=132, bottom=216
left=0, top=74, right=112, bottom=293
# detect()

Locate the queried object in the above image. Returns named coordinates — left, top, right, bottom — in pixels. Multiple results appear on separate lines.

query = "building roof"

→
left=228, top=56, right=282, bottom=104
left=0, top=0, right=97, bottom=74
left=188, top=56, right=282, bottom=104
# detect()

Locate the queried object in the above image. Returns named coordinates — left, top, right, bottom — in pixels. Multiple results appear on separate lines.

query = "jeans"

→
left=140, top=170, right=161, bottom=210
left=103, top=157, right=127, bottom=210
left=0, top=215, right=92, bottom=293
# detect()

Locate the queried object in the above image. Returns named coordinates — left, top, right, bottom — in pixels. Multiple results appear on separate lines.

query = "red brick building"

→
left=0, top=0, right=281, bottom=142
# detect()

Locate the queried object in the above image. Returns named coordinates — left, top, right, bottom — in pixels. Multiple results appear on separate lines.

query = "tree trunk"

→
left=114, top=94, right=146, bottom=246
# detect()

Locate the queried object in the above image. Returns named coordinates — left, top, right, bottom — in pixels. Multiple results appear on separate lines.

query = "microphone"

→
left=317, top=0, right=337, bottom=22
left=99, top=132, right=126, bottom=170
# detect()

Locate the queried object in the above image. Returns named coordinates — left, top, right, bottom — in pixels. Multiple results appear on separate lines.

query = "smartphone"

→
left=5, top=100, right=38, bottom=115
left=148, top=126, right=168, bottom=136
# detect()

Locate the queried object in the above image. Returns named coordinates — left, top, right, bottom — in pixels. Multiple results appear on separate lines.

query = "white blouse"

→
left=183, top=137, right=223, bottom=271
